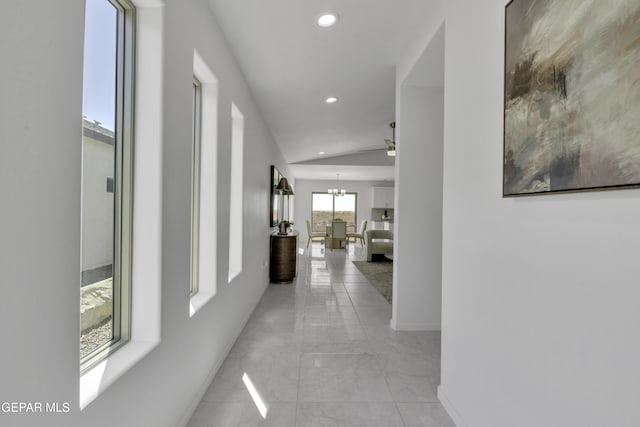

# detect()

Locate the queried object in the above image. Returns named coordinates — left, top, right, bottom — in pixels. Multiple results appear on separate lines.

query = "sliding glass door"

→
left=334, top=193, right=357, bottom=232
left=311, top=192, right=357, bottom=233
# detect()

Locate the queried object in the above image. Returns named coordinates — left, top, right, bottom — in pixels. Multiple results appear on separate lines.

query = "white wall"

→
left=392, top=85, right=444, bottom=331
left=81, top=138, right=115, bottom=271
left=396, top=1, right=640, bottom=426
left=0, top=0, right=287, bottom=425
left=293, top=179, right=393, bottom=245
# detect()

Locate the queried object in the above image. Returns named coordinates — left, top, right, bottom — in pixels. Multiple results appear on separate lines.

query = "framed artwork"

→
left=503, top=0, right=640, bottom=196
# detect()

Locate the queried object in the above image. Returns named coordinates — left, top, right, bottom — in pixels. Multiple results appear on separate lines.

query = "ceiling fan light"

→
left=387, top=148, right=396, bottom=157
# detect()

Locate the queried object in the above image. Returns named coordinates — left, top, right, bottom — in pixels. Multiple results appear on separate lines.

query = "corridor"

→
left=187, top=243, right=454, bottom=426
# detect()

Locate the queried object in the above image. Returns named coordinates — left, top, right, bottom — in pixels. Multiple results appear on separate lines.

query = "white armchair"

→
left=365, top=229, right=393, bottom=261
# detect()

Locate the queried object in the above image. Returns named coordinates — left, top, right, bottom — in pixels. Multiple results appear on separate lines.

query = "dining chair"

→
left=306, top=220, right=326, bottom=248
left=346, top=219, right=367, bottom=246
left=330, top=220, right=347, bottom=250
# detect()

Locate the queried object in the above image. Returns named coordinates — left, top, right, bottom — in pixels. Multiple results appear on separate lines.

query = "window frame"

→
left=228, top=103, right=244, bottom=282
left=311, top=191, right=358, bottom=233
left=190, top=77, right=203, bottom=296
left=80, top=0, right=135, bottom=374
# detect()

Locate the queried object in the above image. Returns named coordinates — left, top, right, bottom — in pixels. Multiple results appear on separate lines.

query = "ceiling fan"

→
left=358, top=122, right=396, bottom=156
left=384, top=122, right=396, bottom=156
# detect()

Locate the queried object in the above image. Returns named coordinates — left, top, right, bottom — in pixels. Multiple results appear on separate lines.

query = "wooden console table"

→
left=270, top=231, right=298, bottom=283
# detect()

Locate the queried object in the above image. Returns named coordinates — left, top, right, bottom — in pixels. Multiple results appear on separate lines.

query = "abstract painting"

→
left=503, top=0, right=640, bottom=196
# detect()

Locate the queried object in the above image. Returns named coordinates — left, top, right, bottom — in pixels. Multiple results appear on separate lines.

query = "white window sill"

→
left=190, top=289, right=217, bottom=317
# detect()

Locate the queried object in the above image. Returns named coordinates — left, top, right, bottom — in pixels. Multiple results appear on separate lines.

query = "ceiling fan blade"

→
left=358, top=147, right=386, bottom=152
left=384, top=139, right=395, bottom=148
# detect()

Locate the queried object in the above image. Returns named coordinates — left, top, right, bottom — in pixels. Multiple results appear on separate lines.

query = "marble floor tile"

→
left=383, top=348, right=441, bottom=378
left=340, top=272, right=371, bottom=280
left=307, top=285, right=347, bottom=296
left=298, top=353, right=393, bottom=402
left=384, top=372, right=439, bottom=402
left=308, top=273, right=332, bottom=282
left=188, top=244, right=451, bottom=426
left=302, top=323, right=368, bottom=346
left=305, top=293, right=353, bottom=307
left=244, top=311, right=304, bottom=334
left=303, top=308, right=361, bottom=325
left=353, top=306, right=392, bottom=326
left=346, top=289, right=390, bottom=307
left=187, top=401, right=296, bottom=427
left=397, top=403, right=456, bottom=427
left=238, top=320, right=303, bottom=341
left=202, top=351, right=300, bottom=403
left=296, top=402, right=404, bottom=427
left=300, top=339, right=378, bottom=355
left=363, top=323, right=441, bottom=356
left=382, top=350, right=441, bottom=402
left=229, top=332, right=302, bottom=357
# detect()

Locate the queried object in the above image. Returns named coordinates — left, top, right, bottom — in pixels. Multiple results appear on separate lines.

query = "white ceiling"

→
left=207, top=0, right=436, bottom=180
left=288, top=164, right=395, bottom=182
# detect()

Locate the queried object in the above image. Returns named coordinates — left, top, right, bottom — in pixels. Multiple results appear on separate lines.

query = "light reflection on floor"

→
left=242, top=372, right=269, bottom=419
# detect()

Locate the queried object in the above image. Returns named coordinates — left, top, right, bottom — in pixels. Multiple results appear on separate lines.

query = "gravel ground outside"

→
left=80, top=318, right=113, bottom=359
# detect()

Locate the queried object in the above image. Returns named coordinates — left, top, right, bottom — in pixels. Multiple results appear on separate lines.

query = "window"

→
left=80, top=0, right=162, bottom=409
left=190, top=50, right=219, bottom=315
left=80, top=0, right=135, bottom=370
left=190, top=77, right=202, bottom=296
left=106, top=176, right=114, bottom=193
left=311, top=192, right=358, bottom=233
left=334, top=193, right=357, bottom=231
left=228, top=103, right=244, bottom=282
left=311, top=193, right=334, bottom=232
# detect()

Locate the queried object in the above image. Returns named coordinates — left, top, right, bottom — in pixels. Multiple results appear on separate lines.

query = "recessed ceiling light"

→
left=317, top=13, right=338, bottom=27
left=319, top=151, right=325, bottom=155
left=325, top=97, right=337, bottom=104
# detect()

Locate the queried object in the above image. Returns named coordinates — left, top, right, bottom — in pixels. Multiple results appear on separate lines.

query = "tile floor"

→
left=187, top=243, right=455, bottom=427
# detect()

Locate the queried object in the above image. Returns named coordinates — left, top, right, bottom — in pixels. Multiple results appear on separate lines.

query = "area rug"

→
left=352, top=259, right=393, bottom=304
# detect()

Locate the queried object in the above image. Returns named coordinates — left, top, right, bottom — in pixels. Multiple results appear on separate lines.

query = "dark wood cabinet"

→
left=270, top=231, right=297, bottom=283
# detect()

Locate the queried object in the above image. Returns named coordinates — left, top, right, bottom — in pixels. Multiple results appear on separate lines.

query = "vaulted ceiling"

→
left=208, top=0, right=436, bottom=180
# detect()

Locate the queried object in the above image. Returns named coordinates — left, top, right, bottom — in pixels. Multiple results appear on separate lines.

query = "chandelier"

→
left=328, top=173, right=346, bottom=197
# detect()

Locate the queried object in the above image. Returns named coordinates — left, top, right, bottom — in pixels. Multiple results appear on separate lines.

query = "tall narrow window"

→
left=190, top=51, right=218, bottom=315
left=190, top=78, right=202, bottom=296
left=80, top=0, right=135, bottom=370
left=228, top=103, right=244, bottom=282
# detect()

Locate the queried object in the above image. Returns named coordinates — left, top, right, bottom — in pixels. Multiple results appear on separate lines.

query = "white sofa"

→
left=365, top=229, right=393, bottom=261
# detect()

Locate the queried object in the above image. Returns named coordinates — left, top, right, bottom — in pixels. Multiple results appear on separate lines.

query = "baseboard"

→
left=177, top=345, right=229, bottom=427
left=177, top=283, right=267, bottom=427
left=438, top=385, right=465, bottom=427
left=390, top=317, right=441, bottom=331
